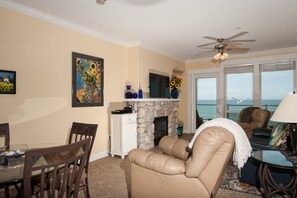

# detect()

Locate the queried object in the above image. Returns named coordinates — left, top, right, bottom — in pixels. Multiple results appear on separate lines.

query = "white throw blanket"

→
left=188, top=118, right=252, bottom=169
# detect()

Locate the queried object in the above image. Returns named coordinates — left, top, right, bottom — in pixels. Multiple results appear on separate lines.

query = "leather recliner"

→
left=237, top=107, right=270, bottom=139
left=128, top=127, right=235, bottom=198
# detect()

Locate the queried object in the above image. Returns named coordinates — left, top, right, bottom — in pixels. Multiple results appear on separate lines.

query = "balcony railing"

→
left=197, top=103, right=278, bottom=121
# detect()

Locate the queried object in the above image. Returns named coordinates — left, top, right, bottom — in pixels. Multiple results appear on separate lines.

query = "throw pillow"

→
left=268, top=123, right=285, bottom=147
left=274, top=125, right=290, bottom=150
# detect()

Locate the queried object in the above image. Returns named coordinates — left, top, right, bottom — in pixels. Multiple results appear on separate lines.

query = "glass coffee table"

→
left=252, top=150, right=297, bottom=198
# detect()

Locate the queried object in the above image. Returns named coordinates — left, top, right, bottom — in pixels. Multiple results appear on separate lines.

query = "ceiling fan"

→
left=195, top=32, right=255, bottom=61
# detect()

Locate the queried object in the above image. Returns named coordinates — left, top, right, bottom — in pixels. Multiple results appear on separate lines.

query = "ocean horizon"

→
left=197, top=99, right=280, bottom=121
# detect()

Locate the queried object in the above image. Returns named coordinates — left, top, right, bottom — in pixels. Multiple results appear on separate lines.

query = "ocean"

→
left=197, top=99, right=280, bottom=121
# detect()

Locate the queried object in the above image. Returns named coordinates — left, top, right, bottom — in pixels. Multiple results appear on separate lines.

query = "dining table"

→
left=0, top=143, right=62, bottom=191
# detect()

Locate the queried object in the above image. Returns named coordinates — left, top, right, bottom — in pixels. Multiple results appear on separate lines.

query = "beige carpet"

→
left=1, top=133, right=261, bottom=198
left=85, top=133, right=261, bottom=197
left=85, top=155, right=261, bottom=198
left=1, top=155, right=261, bottom=198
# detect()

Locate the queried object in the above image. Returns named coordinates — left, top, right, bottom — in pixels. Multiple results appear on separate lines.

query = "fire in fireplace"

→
left=153, top=116, right=168, bottom=145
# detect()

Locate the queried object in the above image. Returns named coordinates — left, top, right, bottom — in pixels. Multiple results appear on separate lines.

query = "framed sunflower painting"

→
left=0, top=70, right=16, bottom=94
left=72, top=52, right=104, bottom=107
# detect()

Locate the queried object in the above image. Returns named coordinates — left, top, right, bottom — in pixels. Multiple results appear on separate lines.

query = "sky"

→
left=197, top=70, right=294, bottom=101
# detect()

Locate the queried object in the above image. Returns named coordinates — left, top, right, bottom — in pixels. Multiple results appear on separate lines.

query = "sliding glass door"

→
left=188, top=59, right=296, bottom=132
left=196, top=77, right=217, bottom=121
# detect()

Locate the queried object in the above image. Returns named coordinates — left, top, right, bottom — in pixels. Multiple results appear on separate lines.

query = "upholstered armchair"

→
left=237, top=107, right=270, bottom=139
left=128, top=127, right=235, bottom=198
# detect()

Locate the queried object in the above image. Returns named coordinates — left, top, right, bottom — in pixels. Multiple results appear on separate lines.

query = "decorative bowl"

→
left=0, top=144, right=29, bottom=158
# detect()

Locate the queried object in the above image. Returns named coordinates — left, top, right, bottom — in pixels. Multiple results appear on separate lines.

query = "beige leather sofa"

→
left=237, top=107, right=270, bottom=139
left=128, top=126, right=235, bottom=198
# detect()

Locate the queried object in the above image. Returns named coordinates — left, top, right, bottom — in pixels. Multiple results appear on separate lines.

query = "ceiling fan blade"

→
left=197, top=41, right=218, bottom=47
left=230, top=47, right=250, bottom=51
left=228, top=50, right=249, bottom=54
left=194, top=50, right=215, bottom=56
left=96, top=0, right=107, bottom=5
left=226, top=32, right=248, bottom=40
left=203, top=36, right=218, bottom=41
left=230, top=39, right=256, bottom=42
left=225, top=43, right=241, bottom=49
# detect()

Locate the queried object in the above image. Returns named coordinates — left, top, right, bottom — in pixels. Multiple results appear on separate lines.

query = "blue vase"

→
left=125, top=85, right=132, bottom=99
left=171, top=88, right=179, bottom=98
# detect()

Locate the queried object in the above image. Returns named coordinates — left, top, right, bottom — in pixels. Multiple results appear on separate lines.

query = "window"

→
left=260, top=61, right=295, bottom=113
left=224, top=65, right=254, bottom=121
left=196, top=77, right=217, bottom=121
left=188, top=57, right=297, bottom=133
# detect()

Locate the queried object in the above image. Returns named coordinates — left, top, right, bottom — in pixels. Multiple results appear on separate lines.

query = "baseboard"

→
left=90, top=150, right=109, bottom=162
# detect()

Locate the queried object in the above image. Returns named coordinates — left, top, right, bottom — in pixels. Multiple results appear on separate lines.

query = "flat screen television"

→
left=149, top=73, right=170, bottom=98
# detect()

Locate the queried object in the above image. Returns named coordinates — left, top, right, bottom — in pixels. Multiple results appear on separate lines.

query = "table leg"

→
left=258, top=163, right=297, bottom=197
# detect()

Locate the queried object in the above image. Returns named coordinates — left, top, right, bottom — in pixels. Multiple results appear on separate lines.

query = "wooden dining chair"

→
left=23, top=138, right=91, bottom=198
left=0, top=123, right=13, bottom=197
left=0, top=123, right=10, bottom=147
left=68, top=122, right=98, bottom=198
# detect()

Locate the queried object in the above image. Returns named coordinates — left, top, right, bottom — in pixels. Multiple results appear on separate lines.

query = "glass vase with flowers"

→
left=170, top=74, right=182, bottom=98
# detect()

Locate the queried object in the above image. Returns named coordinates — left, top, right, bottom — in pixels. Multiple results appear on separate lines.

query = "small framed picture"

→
left=0, top=70, right=16, bottom=94
left=72, top=52, right=104, bottom=107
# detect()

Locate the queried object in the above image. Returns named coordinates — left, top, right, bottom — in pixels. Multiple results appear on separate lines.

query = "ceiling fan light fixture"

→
left=214, top=53, right=222, bottom=60
left=214, top=52, right=229, bottom=61
left=221, top=52, right=229, bottom=60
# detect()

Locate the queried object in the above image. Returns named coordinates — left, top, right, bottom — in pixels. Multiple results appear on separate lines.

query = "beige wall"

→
left=127, top=46, right=185, bottom=100
left=127, top=47, right=186, bottom=127
left=128, top=47, right=140, bottom=90
left=0, top=7, right=128, bottom=156
left=138, top=47, right=184, bottom=94
left=0, top=7, right=188, bottom=158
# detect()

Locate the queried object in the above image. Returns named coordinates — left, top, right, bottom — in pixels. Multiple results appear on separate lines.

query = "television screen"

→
left=149, top=73, right=170, bottom=98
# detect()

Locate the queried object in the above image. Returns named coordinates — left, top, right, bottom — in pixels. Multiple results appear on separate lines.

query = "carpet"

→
left=220, top=162, right=262, bottom=196
left=85, top=156, right=262, bottom=198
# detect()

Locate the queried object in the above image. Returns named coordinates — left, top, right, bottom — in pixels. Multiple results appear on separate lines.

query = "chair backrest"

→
left=185, top=127, right=235, bottom=196
left=0, top=123, right=10, bottom=147
left=23, top=138, right=91, bottom=198
left=196, top=110, right=204, bottom=129
left=68, top=122, right=98, bottom=165
left=238, top=107, right=270, bottom=128
left=251, top=109, right=270, bottom=128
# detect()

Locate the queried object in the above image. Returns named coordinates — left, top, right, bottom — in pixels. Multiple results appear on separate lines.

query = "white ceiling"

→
left=2, top=0, right=297, bottom=62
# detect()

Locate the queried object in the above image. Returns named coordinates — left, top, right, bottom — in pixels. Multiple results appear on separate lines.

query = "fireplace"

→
left=153, top=116, right=168, bottom=145
left=125, top=99, right=179, bottom=150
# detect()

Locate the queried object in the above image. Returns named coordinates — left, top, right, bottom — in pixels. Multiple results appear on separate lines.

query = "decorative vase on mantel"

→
left=171, top=88, right=179, bottom=99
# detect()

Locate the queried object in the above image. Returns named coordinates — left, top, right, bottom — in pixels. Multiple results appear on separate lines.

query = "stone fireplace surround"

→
left=125, top=98, right=179, bottom=150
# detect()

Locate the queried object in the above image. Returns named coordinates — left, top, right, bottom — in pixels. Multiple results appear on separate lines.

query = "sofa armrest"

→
left=252, top=128, right=272, bottom=138
left=128, top=149, right=186, bottom=175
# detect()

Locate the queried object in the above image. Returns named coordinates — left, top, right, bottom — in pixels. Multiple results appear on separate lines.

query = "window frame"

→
left=188, top=53, right=297, bottom=133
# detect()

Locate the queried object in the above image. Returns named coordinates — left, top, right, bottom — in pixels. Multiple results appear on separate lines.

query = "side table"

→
left=252, top=150, right=297, bottom=198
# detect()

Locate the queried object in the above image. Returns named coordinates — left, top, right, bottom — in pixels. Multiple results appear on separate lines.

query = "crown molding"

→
left=0, top=0, right=137, bottom=47
left=138, top=43, right=185, bottom=63
left=186, top=46, right=297, bottom=64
